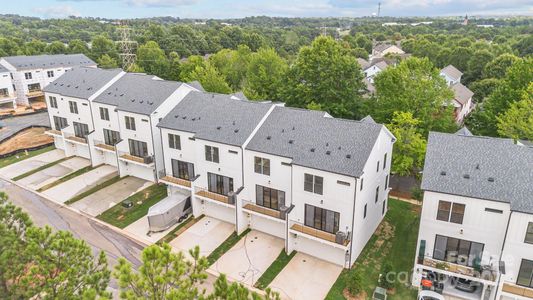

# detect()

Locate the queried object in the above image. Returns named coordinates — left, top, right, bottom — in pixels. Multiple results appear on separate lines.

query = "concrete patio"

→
left=0, top=148, right=65, bottom=179
left=16, top=156, right=90, bottom=190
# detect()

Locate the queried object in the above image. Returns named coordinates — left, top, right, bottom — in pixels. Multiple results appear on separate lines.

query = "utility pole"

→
left=116, top=20, right=137, bottom=71
left=377, top=2, right=381, bottom=17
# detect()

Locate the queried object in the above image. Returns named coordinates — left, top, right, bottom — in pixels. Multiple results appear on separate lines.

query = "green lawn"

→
left=207, top=228, right=251, bottom=266
left=37, top=164, right=97, bottom=192
left=326, top=199, right=420, bottom=300
left=64, top=175, right=124, bottom=205
left=96, top=183, right=168, bottom=229
left=255, top=250, right=296, bottom=290
left=12, top=157, right=70, bottom=181
left=0, top=145, right=55, bottom=169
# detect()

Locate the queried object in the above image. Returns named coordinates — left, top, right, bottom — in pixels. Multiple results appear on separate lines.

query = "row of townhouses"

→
left=0, top=54, right=96, bottom=110
left=43, top=67, right=396, bottom=267
left=413, top=129, right=533, bottom=300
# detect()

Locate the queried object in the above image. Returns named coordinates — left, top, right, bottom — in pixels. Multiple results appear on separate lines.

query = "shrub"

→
left=379, top=262, right=394, bottom=289
left=411, top=186, right=423, bottom=201
left=347, top=271, right=364, bottom=295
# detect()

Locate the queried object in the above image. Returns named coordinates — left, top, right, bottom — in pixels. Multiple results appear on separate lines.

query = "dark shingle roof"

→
left=421, top=132, right=533, bottom=214
left=441, top=65, right=463, bottom=81
left=451, top=82, right=474, bottom=105
left=2, top=54, right=95, bottom=71
left=157, top=92, right=273, bottom=147
left=43, top=67, right=122, bottom=99
left=94, top=73, right=184, bottom=115
left=187, top=81, right=205, bottom=92
left=246, top=107, right=385, bottom=177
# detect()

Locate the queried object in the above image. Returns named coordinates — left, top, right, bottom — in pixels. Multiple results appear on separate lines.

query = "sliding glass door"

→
left=304, top=204, right=340, bottom=234
left=256, top=185, right=285, bottom=210
left=207, top=172, right=233, bottom=196
left=433, top=235, right=484, bottom=267
left=171, top=159, right=195, bottom=180
left=128, top=139, right=148, bottom=158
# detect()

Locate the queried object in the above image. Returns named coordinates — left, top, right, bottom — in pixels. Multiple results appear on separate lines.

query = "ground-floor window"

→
left=304, top=204, right=340, bottom=234
left=73, top=122, right=89, bottom=139
left=128, top=139, right=148, bottom=158
left=171, top=159, right=194, bottom=180
left=256, top=185, right=285, bottom=210
left=517, top=259, right=533, bottom=288
left=207, top=172, right=233, bottom=196
left=433, top=235, right=484, bottom=267
left=53, top=116, right=68, bottom=131
left=103, top=129, right=120, bottom=146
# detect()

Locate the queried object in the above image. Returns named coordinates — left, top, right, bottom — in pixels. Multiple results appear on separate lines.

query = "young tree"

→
left=91, top=34, right=118, bottom=61
left=482, top=53, right=519, bottom=79
left=464, top=50, right=494, bottom=84
left=179, top=55, right=207, bottom=82
left=45, top=41, right=67, bottom=54
left=387, top=112, right=427, bottom=177
left=209, top=45, right=252, bottom=91
left=136, top=41, right=170, bottom=78
left=497, top=83, right=533, bottom=141
left=68, top=39, right=90, bottom=55
left=244, top=47, right=288, bottom=101
left=97, top=54, right=118, bottom=69
left=187, top=63, right=232, bottom=94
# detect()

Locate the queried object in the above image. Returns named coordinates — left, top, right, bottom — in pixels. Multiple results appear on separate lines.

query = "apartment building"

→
left=0, top=64, right=16, bottom=110
left=0, top=54, right=96, bottom=107
left=412, top=130, right=533, bottom=300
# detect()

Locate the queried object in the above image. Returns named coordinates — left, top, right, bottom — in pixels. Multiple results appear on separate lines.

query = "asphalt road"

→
left=0, top=112, right=51, bottom=141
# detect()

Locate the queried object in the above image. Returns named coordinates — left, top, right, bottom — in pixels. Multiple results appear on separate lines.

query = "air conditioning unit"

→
left=335, top=231, right=347, bottom=245
left=279, top=205, right=289, bottom=220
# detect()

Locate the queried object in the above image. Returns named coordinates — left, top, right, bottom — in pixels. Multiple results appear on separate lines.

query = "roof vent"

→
left=346, top=154, right=351, bottom=159
left=232, top=121, right=235, bottom=125
left=292, top=126, right=295, bottom=130
left=326, top=150, right=331, bottom=155
left=130, top=99, right=135, bottom=102
left=182, top=116, right=187, bottom=119
left=289, top=140, right=294, bottom=144
left=139, top=100, right=143, bottom=103
left=338, top=146, right=341, bottom=150
left=198, top=117, right=201, bottom=120
left=488, top=177, right=495, bottom=182
left=463, top=174, right=470, bottom=179
left=192, top=118, right=196, bottom=121
left=174, top=115, right=178, bottom=118
left=310, top=148, right=315, bottom=152
left=326, top=142, right=329, bottom=147
left=217, top=126, right=221, bottom=130
left=476, top=164, right=480, bottom=170
left=281, top=129, right=285, bottom=133
left=440, top=171, right=447, bottom=176
left=234, top=129, right=239, bottom=133
left=267, top=136, right=271, bottom=140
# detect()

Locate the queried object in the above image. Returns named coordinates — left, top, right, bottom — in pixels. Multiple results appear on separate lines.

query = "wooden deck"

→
left=120, top=154, right=150, bottom=165
left=95, top=143, right=115, bottom=152
left=160, top=176, right=191, bottom=188
left=290, top=223, right=349, bottom=246
left=243, top=203, right=281, bottom=219
left=422, top=257, right=497, bottom=281
left=26, top=91, right=44, bottom=98
left=195, top=189, right=231, bottom=204
left=45, top=129, right=62, bottom=136
left=65, top=136, right=87, bottom=144
left=502, top=283, right=533, bottom=298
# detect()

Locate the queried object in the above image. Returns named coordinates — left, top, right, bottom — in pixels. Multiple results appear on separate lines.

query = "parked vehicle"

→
left=454, top=277, right=479, bottom=293
left=418, top=290, right=445, bottom=300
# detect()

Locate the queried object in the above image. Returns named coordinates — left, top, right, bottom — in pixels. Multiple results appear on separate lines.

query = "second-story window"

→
left=49, top=96, right=57, bottom=108
left=69, top=101, right=78, bottom=114
left=517, top=259, right=533, bottom=288
left=376, top=160, right=380, bottom=172
left=360, top=177, right=364, bottom=191
left=383, top=153, right=387, bottom=169
left=254, top=157, right=270, bottom=175
left=47, top=70, right=54, bottom=78
left=168, top=134, right=181, bottom=150
left=99, top=107, right=109, bottom=121
left=437, top=201, right=465, bottom=224
left=205, top=145, right=219, bottom=163
left=304, top=173, right=323, bottom=195
left=24, top=72, right=32, bottom=80
left=125, top=116, right=136, bottom=131
left=525, top=222, right=533, bottom=244
left=375, top=186, right=380, bottom=203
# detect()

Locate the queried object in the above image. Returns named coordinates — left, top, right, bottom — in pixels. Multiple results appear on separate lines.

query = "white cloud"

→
left=32, top=5, right=81, bottom=18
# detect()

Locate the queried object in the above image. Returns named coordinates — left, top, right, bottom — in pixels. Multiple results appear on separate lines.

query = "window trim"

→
left=125, top=116, right=136, bottom=131
left=205, top=145, right=219, bottom=163
left=525, top=222, right=533, bottom=245
left=168, top=133, right=181, bottom=150
left=99, top=107, right=109, bottom=121
left=49, top=96, right=57, bottom=108
left=254, top=156, right=270, bottom=176
left=304, top=173, right=323, bottom=195
left=68, top=101, right=78, bottom=114
left=516, top=259, right=533, bottom=288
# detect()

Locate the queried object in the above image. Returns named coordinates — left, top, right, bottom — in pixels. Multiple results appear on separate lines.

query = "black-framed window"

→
left=383, top=153, right=387, bottom=169
left=360, top=177, right=364, bottom=191
left=364, top=204, right=367, bottom=218
left=128, top=139, right=148, bottom=158
left=375, top=186, right=380, bottom=203
left=24, top=72, right=32, bottom=79
left=99, top=107, right=109, bottom=121
left=304, top=173, right=323, bottom=195
left=171, top=159, right=194, bottom=180
left=382, top=199, right=387, bottom=215
left=53, top=116, right=68, bottom=131
left=168, top=134, right=181, bottom=150
left=47, top=70, right=54, bottom=78
left=256, top=185, right=285, bottom=210
left=125, top=116, right=136, bottom=131
left=73, top=122, right=89, bottom=139
left=385, top=174, right=389, bottom=189
left=205, top=145, right=219, bottom=163
left=69, top=101, right=78, bottom=114
left=254, top=157, right=270, bottom=175
left=103, top=129, right=120, bottom=146
left=207, top=172, right=233, bottom=196
left=450, top=203, right=466, bottom=224
left=376, top=160, right=380, bottom=172
left=304, top=204, right=340, bottom=234
left=437, top=201, right=465, bottom=224
left=49, top=96, right=57, bottom=108
left=525, top=222, right=533, bottom=244
left=517, top=259, right=533, bottom=288
left=433, top=235, right=484, bottom=267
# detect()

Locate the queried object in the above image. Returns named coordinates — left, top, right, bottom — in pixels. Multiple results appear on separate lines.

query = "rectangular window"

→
left=256, top=185, right=285, bottom=210
left=254, top=157, right=270, bottom=175
left=304, top=204, right=340, bottom=234
left=125, top=116, right=136, bottom=131
left=171, top=159, right=195, bottom=181
left=377, top=160, right=380, bottom=172
left=24, top=72, right=32, bottom=80
left=437, top=201, right=452, bottom=222
left=433, top=235, right=484, bottom=267
left=47, top=70, right=54, bottom=78
left=382, top=199, right=387, bottom=215
left=49, top=96, right=57, bottom=108
left=73, top=122, right=89, bottom=139
left=450, top=203, right=466, bottom=224
left=28, top=83, right=40, bottom=92
left=485, top=208, right=503, bottom=214
left=103, top=129, right=120, bottom=146
left=0, top=88, right=7, bottom=97
left=128, top=139, right=148, bottom=158
left=385, top=175, right=389, bottom=189
left=517, top=259, right=533, bottom=288
left=360, top=177, right=364, bottom=191
left=207, top=172, right=233, bottom=196
left=525, top=222, right=533, bottom=244
left=69, top=101, right=78, bottom=114
left=383, top=153, right=387, bottom=169
left=168, top=134, right=181, bottom=150
left=205, top=145, right=219, bottom=163
left=53, top=116, right=68, bottom=131
left=375, top=186, right=380, bottom=203
left=364, top=204, right=368, bottom=219
left=99, top=107, right=109, bottom=121
left=304, top=174, right=323, bottom=195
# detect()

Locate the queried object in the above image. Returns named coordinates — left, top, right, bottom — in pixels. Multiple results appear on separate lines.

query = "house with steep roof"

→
left=372, top=43, right=405, bottom=58
left=440, top=65, right=463, bottom=86
left=0, top=64, right=16, bottom=110
left=0, top=54, right=96, bottom=107
left=364, top=60, right=390, bottom=83
left=412, top=130, right=533, bottom=300
left=451, top=82, right=474, bottom=123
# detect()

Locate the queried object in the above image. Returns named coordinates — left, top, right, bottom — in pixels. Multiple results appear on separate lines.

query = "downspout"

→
left=348, top=176, right=359, bottom=268
left=158, top=126, right=166, bottom=181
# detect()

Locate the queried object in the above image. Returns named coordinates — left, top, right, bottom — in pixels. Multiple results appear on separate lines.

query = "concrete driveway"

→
left=169, top=216, right=234, bottom=259
left=124, top=216, right=182, bottom=244
left=269, top=253, right=343, bottom=300
left=42, top=165, right=118, bottom=204
left=71, top=176, right=151, bottom=217
left=0, top=149, right=65, bottom=179
left=17, top=156, right=90, bottom=190
left=209, top=230, right=284, bottom=286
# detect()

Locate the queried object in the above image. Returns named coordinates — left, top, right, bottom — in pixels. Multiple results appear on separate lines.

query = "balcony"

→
left=502, top=283, right=533, bottom=298
left=290, top=221, right=350, bottom=247
left=420, top=257, right=497, bottom=282
left=64, top=132, right=88, bottom=145
left=45, top=129, right=62, bottom=137
left=26, top=89, right=44, bottom=98
left=118, top=151, right=154, bottom=166
left=0, top=92, right=15, bottom=102
left=158, top=170, right=192, bottom=189
left=195, top=187, right=234, bottom=205
left=93, top=139, right=116, bottom=152
left=242, top=200, right=283, bottom=220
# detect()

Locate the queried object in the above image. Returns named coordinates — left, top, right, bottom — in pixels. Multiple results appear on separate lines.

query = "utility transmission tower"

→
left=377, top=2, right=381, bottom=17
left=116, top=21, right=137, bottom=71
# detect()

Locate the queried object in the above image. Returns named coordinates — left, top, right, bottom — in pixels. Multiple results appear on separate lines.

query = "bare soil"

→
left=0, top=127, right=53, bottom=155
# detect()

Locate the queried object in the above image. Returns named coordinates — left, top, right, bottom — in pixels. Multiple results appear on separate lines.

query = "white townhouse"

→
left=43, top=67, right=125, bottom=159
left=412, top=130, right=533, bottom=300
left=90, top=73, right=198, bottom=182
left=0, top=64, right=16, bottom=110
left=440, top=65, right=475, bottom=124
left=0, top=54, right=96, bottom=107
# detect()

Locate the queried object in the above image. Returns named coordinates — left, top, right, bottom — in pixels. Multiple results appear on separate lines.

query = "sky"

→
left=2, top=0, right=532, bottom=19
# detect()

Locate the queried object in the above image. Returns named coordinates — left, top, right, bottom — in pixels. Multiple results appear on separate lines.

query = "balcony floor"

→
left=243, top=203, right=281, bottom=219
left=65, top=136, right=87, bottom=144
left=290, top=223, right=349, bottom=246
left=95, top=143, right=115, bottom=152
left=195, top=189, right=231, bottom=204
left=161, top=175, right=191, bottom=188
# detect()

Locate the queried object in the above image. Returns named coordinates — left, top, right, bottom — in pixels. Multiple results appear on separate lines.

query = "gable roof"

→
left=246, top=107, right=386, bottom=178
left=157, top=91, right=274, bottom=147
left=455, top=127, right=473, bottom=136
left=2, top=54, right=95, bottom=71
left=43, top=67, right=122, bottom=100
left=373, top=44, right=394, bottom=53
left=451, top=82, right=474, bottom=105
left=421, top=132, right=533, bottom=214
left=187, top=81, right=205, bottom=92
left=0, top=64, right=8, bottom=73
left=441, top=65, right=463, bottom=81
left=357, top=58, right=370, bottom=69
left=93, top=73, right=184, bottom=115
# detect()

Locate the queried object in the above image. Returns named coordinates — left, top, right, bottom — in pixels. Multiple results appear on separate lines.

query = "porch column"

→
left=480, top=283, right=487, bottom=300
left=234, top=191, right=246, bottom=235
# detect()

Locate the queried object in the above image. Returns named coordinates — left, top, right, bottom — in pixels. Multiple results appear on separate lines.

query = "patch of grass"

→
left=157, top=215, right=202, bottom=245
left=96, top=184, right=168, bottom=229
left=326, top=199, right=420, bottom=300
left=255, top=250, right=296, bottom=289
left=12, top=157, right=70, bottom=181
left=207, top=228, right=251, bottom=266
left=0, top=145, right=54, bottom=169
left=64, top=175, right=124, bottom=205
left=37, top=164, right=97, bottom=192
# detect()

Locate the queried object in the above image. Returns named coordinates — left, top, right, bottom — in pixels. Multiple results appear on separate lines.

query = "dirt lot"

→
left=0, top=127, right=53, bottom=155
